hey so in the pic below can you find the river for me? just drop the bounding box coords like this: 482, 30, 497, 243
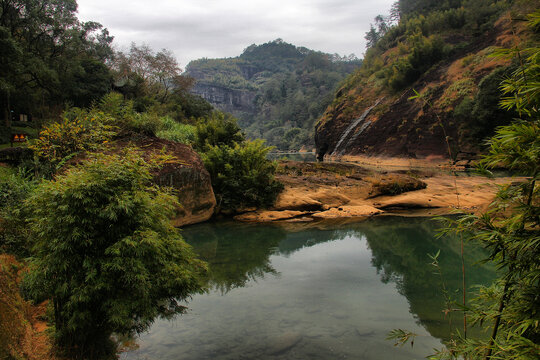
122, 216, 495, 360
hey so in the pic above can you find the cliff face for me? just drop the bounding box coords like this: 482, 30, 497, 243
315, 5, 532, 161
190, 83, 257, 115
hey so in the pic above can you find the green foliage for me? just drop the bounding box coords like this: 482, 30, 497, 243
22, 150, 207, 358
423, 13, 540, 360
0, 0, 114, 118
495, 46, 540, 117
202, 140, 284, 211
156, 117, 197, 144
387, 34, 448, 91
353, 0, 511, 94
387, 329, 418, 347
29, 111, 116, 166
454, 67, 516, 140
0, 168, 35, 255
240, 39, 306, 73
93, 92, 200, 144
194, 111, 245, 151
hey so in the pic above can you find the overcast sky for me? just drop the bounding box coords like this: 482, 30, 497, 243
77, 0, 395, 69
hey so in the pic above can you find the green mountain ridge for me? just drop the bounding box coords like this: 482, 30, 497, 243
185, 39, 362, 150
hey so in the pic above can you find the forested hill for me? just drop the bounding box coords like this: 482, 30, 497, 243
185, 39, 362, 150
315, 0, 538, 161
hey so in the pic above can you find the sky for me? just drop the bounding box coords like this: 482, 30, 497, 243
76, 0, 396, 69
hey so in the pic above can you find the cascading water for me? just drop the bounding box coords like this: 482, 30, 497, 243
330, 98, 382, 157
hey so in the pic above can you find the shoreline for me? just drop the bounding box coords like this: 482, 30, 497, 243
231, 158, 518, 224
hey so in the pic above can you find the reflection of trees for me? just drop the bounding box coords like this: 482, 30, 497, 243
276, 228, 352, 255
182, 222, 352, 294
182, 222, 287, 294
358, 217, 496, 341
182, 217, 496, 342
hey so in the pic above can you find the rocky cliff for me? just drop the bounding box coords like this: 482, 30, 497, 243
315, 2, 534, 161
190, 83, 257, 115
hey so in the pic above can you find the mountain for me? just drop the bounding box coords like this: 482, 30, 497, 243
315, 0, 537, 161
185, 39, 362, 150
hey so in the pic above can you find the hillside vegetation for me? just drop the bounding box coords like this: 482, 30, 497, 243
186, 39, 362, 150
315, 0, 538, 161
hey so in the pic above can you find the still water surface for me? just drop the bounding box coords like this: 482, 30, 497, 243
123, 217, 494, 360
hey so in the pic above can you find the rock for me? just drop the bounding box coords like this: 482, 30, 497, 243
312, 205, 382, 219
273, 191, 324, 211
368, 174, 427, 198
234, 210, 310, 222
268, 332, 302, 356
273, 188, 350, 211
111, 135, 216, 227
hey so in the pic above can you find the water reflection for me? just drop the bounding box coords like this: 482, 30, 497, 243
358, 217, 495, 340
184, 218, 495, 340
126, 217, 495, 360
183, 222, 287, 294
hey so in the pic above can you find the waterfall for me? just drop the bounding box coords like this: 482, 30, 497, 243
330, 98, 382, 157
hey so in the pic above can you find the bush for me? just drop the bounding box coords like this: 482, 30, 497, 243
22, 150, 207, 358
202, 140, 283, 211
0, 168, 35, 255
194, 111, 245, 152
156, 117, 197, 144
29, 112, 116, 166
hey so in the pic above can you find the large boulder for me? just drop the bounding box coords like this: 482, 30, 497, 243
113, 135, 216, 227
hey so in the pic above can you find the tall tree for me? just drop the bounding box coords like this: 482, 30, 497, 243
0, 0, 114, 120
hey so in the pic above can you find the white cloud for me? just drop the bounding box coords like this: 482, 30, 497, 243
76, 0, 395, 68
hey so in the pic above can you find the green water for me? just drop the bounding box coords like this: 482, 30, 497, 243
122, 217, 495, 360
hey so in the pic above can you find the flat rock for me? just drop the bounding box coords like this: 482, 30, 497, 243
273, 188, 351, 211
312, 205, 382, 219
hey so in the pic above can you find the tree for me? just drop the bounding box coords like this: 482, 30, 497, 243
112, 43, 182, 103
22, 150, 207, 358
0, 0, 114, 120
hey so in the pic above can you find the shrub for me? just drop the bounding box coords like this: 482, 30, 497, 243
128, 112, 163, 136
194, 111, 245, 152
156, 117, 197, 144
22, 150, 207, 358
0, 168, 35, 255
29, 112, 116, 166
202, 140, 284, 211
